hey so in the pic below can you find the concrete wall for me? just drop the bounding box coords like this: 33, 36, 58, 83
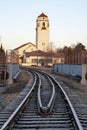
53, 64, 87, 85
7, 63, 19, 84
81, 64, 87, 85
53, 64, 82, 77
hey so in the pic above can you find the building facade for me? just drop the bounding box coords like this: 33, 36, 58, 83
14, 13, 64, 66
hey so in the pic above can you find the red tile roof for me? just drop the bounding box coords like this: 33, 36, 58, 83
38, 13, 48, 18
25, 50, 46, 57
25, 50, 65, 58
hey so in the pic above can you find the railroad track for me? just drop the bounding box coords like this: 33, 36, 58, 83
58, 79, 87, 130
0, 68, 83, 130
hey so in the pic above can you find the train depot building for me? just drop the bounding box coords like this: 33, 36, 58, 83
14, 13, 64, 66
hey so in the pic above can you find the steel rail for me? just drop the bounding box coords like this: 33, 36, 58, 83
32, 69, 83, 130
34, 71, 55, 115
0, 71, 37, 130
45, 71, 83, 130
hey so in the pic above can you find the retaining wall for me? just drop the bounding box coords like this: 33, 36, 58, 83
53, 64, 87, 85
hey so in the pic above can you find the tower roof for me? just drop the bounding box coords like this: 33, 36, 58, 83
38, 13, 48, 18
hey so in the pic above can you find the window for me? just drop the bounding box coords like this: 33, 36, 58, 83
37, 23, 40, 27
41, 22, 46, 30
42, 43, 45, 46
29, 45, 31, 47
42, 22, 45, 27
47, 23, 49, 27
32, 59, 37, 63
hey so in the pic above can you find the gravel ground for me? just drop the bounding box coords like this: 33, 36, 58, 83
0, 71, 30, 111
51, 71, 87, 95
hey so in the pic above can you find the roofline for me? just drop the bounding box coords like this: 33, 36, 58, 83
38, 13, 48, 18
14, 42, 36, 50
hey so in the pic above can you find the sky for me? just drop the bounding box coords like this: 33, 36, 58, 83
0, 0, 87, 50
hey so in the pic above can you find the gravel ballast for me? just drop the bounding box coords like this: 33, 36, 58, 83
0, 71, 30, 111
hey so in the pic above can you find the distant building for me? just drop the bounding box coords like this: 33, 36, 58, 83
22, 50, 65, 66
14, 42, 36, 63
14, 13, 64, 66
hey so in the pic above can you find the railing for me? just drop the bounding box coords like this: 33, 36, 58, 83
0, 62, 6, 86
0, 51, 6, 86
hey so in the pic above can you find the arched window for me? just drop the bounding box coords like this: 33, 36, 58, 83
42, 22, 46, 30
37, 23, 40, 27
42, 22, 45, 27
47, 23, 49, 27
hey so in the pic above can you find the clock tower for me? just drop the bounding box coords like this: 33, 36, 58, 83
36, 13, 49, 52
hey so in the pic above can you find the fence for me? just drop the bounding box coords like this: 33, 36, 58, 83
0, 50, 19, 86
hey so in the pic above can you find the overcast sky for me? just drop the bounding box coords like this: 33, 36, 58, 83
0, 0, 87, 50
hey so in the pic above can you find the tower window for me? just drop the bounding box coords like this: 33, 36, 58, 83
42, 43, 45, 51
42, 22, 46, 30
37, 23, 40, 27
42, 43, 45, 46
47, 23, 49, 27
43, 22, 45, 27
